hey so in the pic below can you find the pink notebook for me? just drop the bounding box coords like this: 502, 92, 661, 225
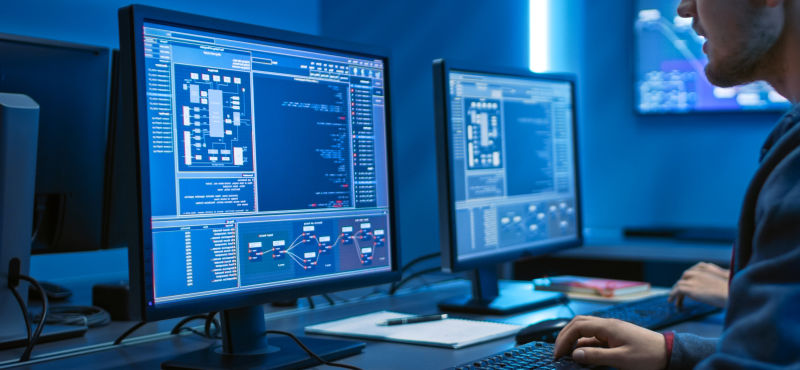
533, 276, 651, 297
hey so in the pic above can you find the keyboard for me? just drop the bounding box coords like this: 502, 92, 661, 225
452, 296, 721, 369
515, 294, 722, 345
444, 341, 603, 370
586, 294, 721, 329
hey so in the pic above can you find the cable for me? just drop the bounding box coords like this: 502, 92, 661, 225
320, 293, 335, 306
16, 274, 48, 362
325, 292, 351, 303
170, 314, 211, 335
171, 314, 222, 339
408, 277, 462, 291
114, 322, 147, 345
327, 286, 386, 303
205, 311, 221, 339
31, 306, 111, 327
263, 330, 363, 370
388, 267, 440, 295
401, 252, 441, 274
116, 313, 222, 345
178, 327, 211, 337
10, 287, 32, 343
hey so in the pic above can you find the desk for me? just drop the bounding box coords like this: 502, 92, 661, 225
0, 280, 724, 370
554, 237, 733, 265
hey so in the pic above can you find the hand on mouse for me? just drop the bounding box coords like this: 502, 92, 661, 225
668, 262, 729, 308
553, 316, 668, 370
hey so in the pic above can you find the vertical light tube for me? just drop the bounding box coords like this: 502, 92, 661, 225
530, 0, 550, 73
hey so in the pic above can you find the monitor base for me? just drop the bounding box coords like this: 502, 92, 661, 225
163, 305, 363, 370
437, 267, 565, 315
438, 289, 565, 315
161, 336, 364, 370
0, 323, 87, 351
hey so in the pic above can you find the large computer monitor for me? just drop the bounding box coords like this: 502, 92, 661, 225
634, 0, 791, 114
116, 5, 399, 369
433, 59, 582, 315
0, 33, 112, 254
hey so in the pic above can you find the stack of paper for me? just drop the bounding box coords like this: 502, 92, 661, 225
305, 311, 522, 349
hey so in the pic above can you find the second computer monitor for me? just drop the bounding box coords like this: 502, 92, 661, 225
0, 33, 111, 254
433, 59, 582, 314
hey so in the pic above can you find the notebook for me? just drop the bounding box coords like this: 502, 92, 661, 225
533, 276, 651, 297
304, 311, 523, 349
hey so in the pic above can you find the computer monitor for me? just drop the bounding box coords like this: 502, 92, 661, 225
433, 59, 582, 315
0, 33, 112, 254
634, 0, 791, 114
116, 5, 399, 368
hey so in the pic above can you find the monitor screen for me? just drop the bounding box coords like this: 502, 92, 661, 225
446, 70, 579, 264
141, 23, 392, 305
635, 0, 791, 113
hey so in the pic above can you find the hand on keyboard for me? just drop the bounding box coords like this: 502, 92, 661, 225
668, 262, 729, 308
553, 316, 668, 370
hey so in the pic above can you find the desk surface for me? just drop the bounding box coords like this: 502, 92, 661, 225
0, 280, 725, 370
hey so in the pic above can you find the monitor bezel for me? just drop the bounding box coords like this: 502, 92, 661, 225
119, 5, 401, 321
432, 59, 583, 273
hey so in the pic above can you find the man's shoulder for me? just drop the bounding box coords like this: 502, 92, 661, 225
760, 105, 800, 162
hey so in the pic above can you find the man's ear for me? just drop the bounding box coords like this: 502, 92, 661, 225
765, 0, 785, 9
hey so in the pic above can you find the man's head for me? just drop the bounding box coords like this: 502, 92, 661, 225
677, 0, 787, 87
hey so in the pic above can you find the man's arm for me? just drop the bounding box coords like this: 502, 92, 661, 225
694, 147, 800, 369
553, 148, 800, 370
668, 333, 717, 370
667, 263, 729, 308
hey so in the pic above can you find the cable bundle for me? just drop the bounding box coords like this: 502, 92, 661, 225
30, 306, 111, 328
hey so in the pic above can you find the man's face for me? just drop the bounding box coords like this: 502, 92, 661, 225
677, 0, 784, 87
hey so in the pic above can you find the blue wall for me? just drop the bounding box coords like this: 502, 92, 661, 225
576, 0, 779, 232
6, 0, 320, 278
8, 0, 783, 270
319, 0, 784, 265
0, 0, 320, 49
319, 1, 531, 264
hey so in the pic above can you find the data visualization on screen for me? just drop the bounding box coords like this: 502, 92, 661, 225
447, 71, 579, 262
141, 22, 391, 305
635, 0, 791, 113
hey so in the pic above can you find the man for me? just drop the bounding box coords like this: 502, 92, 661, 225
553, 0, 800, 369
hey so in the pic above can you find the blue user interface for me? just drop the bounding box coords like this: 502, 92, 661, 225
635, 0, 791, 113
447, 71, 579, 262
141, 23, 391, 305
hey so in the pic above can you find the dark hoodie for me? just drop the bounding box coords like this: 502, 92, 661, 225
668, 105, 800, 370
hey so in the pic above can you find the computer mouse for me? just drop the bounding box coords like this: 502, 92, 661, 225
515, 318, 572, 344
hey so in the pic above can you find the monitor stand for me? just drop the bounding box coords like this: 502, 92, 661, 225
161, 305, 364, 370
437, 267, 566, 315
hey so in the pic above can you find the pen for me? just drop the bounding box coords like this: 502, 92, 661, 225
376, 314, 448, 326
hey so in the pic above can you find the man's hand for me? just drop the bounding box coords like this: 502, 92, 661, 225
553, 316, 668, 370
668, 262, 729, 308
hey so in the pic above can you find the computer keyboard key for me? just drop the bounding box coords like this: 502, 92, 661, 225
445, 342, 603, 370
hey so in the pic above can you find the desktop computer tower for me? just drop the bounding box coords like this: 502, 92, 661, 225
0, 93, 39, 344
